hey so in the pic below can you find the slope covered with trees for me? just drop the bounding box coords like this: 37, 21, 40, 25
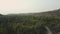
0, 9, 60, 34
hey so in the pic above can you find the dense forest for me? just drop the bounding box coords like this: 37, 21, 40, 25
0, 9, 60, 34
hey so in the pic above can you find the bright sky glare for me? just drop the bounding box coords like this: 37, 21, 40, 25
0, 0, 60, 14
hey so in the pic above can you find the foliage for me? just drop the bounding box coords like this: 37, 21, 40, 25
0, 9, 60, 34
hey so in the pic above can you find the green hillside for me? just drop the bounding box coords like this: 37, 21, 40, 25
0, 9, 60, 34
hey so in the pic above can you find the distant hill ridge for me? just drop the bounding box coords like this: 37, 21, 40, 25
32, 9, 60, 16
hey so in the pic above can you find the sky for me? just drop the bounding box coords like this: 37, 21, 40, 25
0, 0, 60, 14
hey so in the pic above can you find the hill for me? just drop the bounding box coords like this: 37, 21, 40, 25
0, 9, 60, 34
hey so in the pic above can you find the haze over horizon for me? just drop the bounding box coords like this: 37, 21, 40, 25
0, 0, 60, 15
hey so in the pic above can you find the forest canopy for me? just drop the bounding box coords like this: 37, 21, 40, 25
0, 9, 60, 34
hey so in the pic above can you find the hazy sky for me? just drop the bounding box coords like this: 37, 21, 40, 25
0, 0, 60, 14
